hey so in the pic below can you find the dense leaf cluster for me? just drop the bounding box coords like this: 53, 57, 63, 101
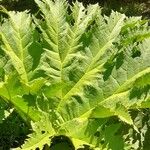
0, 0, 150, 149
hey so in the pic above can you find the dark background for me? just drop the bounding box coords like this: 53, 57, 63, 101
0, 0, 150, 17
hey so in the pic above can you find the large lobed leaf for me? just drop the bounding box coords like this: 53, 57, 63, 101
0, 0, 150, 149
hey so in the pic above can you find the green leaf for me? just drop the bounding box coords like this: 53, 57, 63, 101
30, 0, 150, 149
14, 114, 55, 150
0, 11, 34, 83
1, 0, 150, 149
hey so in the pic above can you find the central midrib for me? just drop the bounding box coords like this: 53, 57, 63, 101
58, 67, 150, 127
57, 13, 125, 111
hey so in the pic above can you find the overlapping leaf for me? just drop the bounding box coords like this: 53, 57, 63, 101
0, 0, 150, 149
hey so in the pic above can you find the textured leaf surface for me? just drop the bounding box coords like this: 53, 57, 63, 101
0, 0, 150, 149
15, 114, 55, 150
0, 12, 33, 83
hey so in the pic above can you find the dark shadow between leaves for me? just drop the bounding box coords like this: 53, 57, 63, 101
28, 41, 43, 71
23, 94, 36, 107
129, 85, 150, 100
50, 135, 75, 150
103, 51, 124, 81
0, 110, 31, 149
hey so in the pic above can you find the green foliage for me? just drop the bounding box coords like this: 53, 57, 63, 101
0, 0, 150, 149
